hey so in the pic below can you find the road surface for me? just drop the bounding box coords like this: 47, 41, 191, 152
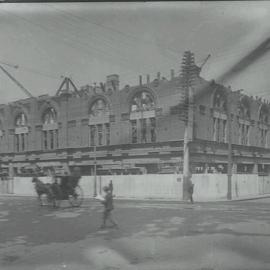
0, 196, 270, 270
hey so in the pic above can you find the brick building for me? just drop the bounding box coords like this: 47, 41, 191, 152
0, 54, 270, 177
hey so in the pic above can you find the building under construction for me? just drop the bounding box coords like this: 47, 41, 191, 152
0, 52, 270, 177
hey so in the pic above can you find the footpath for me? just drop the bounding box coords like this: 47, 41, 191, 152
1, 193, 270, 203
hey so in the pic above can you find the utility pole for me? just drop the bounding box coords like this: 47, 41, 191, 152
89, 124, 97, 197
180, 51, 196, 200
226, 88, 232, 200
197, 54, 211, 74
0, 64, 34, 98
94, 143, 97, 197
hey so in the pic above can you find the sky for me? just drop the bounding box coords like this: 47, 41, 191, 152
1, 2, 270, 103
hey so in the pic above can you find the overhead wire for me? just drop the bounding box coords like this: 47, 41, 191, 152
0, 8, 178, 88
10, 64, 60, 80
0, 12, 126, 92
1, 6, 269, 100
0, 9, 144, 78
46, 3, 179, 61
2, 5, 267, 76
36, 10, 141, 80
1, 6, 242, 80
39, 5, 177, 81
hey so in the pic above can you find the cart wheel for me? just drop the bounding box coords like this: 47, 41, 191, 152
45, 193, 53, 207
68, 185, 83, 207
37, 195, 45, 207
52, 197, 61, 208
46, 193, 61, 208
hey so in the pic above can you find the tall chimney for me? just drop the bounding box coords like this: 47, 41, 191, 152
157, 72, 161, 80
139, 75, 142, 85
146, 74, 150, 84
170, 69, 175, 80
106, 74, 119, 91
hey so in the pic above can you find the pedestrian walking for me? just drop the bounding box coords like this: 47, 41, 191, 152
108, 180, 113, 194
188, 181, 194, 204
99, 186, 118, 229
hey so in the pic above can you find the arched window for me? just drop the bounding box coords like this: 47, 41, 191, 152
43, 107, 57, 124
15, 113, 27, 127
14, 112, 28, 152
212, 89, 227, 143
130, 90, 156, 143
238, 96, 251, 119
0, 121, 3, 141
89, 98, 110, 146
238, 96, 251, 145
0, 121, 4, 153
259, 104, 269, 147
89, 98, 109, 117
130, 91, 155, 112
213, 89, 227, 111
42, 107, 58, 150
259, 104, 269, 124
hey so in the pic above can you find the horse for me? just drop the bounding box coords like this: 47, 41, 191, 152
32, 177, 54, 206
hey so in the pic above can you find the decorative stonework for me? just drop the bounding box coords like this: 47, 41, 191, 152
43, 107, 57, 125
0, 108, 5, 120
212, 88, 227, 111
15, 112, 27, 127
89, 98, 109, 117
10, 103, 30, 124
130, 90, 155, 112
259, 104, 269, 124
38, 99, 60, 122
238, 96, 251, 119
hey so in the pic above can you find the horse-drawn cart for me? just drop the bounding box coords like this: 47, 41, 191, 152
32, 168, 84, 208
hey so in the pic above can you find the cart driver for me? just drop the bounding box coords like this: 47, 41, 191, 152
69, 167, 81, 189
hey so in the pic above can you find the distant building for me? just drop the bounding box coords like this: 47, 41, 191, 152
0, 54, 270, 177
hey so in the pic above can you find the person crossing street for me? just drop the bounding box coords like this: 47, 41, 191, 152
99, 186, 118, 229
188, 181, 194, 204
